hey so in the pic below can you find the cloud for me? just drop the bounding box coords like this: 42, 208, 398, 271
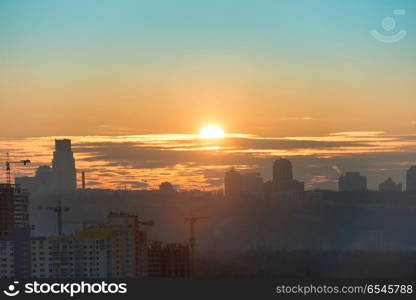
2, 132, 416, 190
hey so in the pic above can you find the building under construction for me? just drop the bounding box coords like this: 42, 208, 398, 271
0, 184, 31, 278
30, 212, 149, 278
148, 241, 190, 278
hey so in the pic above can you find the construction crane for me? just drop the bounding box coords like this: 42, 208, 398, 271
5, 152, 31, 185
39, 200, 70, 236
185, 216, 208, 276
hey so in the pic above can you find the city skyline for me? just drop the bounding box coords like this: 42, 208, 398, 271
1, 131, 416, 191
1, 0, 416, 190
3, 0, 416, 286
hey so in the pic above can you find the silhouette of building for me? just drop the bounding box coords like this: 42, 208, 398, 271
148, 241, 190, 277
52, 139, 77, 193
0, 184, 30, 238
224, 169, 264, 197
272, 158, 304, 192
15, 165, 53, 193
379, 177, 402, 192
406, 166, 416, 193
338, 172, 367, 192
241, 172, 264, 197
159, 182, 175, 194
0, 184, 31, 278
36, 165, 53, 187
15, 176, 38, 193
224, 168, 241, 197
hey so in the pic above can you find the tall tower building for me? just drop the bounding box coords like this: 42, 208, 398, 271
52, 139, 77, 193
406, 166, 416, 193
272, 158, 304, 193
272, 158, 305, 193
273, 158, 293, 188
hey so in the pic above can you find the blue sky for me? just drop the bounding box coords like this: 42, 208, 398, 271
1, 0, 415, 66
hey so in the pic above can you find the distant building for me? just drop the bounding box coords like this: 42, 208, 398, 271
272, 158, 304, 193
15, 165, 53, 193
148, 241, 190, 278
15, 176, 38, 193
52, 139, 77, 193
224, 168, 241, 197
15, 139, 76, 194
0, 184, 30, 238
379, 177, 402, 192
406, 166, 416, 193
35, 165, 53, 187
159, 182, 175, 194
241, 172, 264, 197
263, 180, 273, 198
0, 184, 31, 278
338, 172, 367, 192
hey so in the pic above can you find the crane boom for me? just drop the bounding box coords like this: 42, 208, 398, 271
5, 152, 31, 185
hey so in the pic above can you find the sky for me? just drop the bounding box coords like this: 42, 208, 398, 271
1, 0, 416, 190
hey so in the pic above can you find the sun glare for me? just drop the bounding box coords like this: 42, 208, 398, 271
199, 125, 225, 139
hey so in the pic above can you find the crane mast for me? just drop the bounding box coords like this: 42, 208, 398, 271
47, 200, 70, 236
185, 216, 208, 277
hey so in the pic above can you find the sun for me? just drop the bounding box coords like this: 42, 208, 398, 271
199, 125, 225, 139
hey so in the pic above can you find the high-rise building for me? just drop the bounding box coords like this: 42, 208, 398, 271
52, 139, 77, 193
35, 165, 53, 187
107, 212, 148, 278
14, 176, 38, 193
15, 165, 53, 193
273, 158, 293, 186
224, 168, 241, 197
0, 184, 31, 278
30, 236, 109, 279
241, 172, 264, 197
148, 241, 190, 277
379, 177, 402, 192
30, 212, 148, 279
272, 158, 304, 192
0, 184, 30, 238
406, 166, 416, 193
338, 172, 367, 192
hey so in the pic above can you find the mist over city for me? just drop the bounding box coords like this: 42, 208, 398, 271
1, 0, 416, 292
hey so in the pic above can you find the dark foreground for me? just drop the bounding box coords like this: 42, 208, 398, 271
197, 250, 416, 278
